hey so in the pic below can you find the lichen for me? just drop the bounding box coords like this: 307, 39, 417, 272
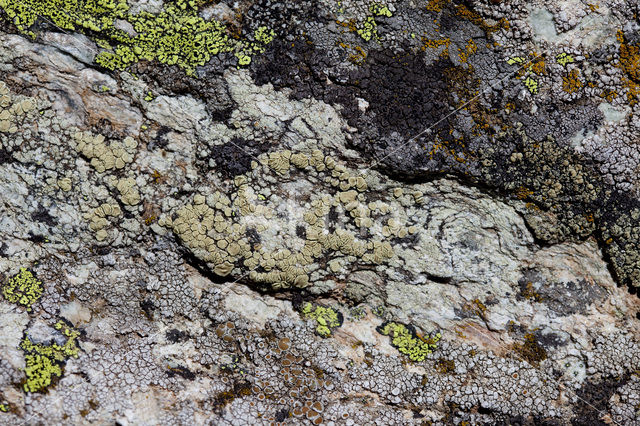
511, 333, 547, 366
21, 321, 80, 393
556, 52, 574, 66
159, 150, 397, 290
523, 76, 539, 94
378, 321, 441, 362
301, 302, 343, 337
616, 30, 640, 105
562, 68, 583, 93
2, 267, 43, 311
339, 2, 393, 42
0, 0, 276, 73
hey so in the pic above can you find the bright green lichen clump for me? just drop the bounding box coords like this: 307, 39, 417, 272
523, 76, 539, 94
0, 0, 275, 73
301, 302, 343, 337
21, 321, 80, 393
556, 52, 575, 67
378, 322, 441, 361
2, 267, 43, 311
355, 2, 393, 42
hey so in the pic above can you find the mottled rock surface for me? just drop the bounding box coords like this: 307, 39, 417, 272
1, 0, 640, 424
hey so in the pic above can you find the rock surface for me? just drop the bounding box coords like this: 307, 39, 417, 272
1, 0, 640, 424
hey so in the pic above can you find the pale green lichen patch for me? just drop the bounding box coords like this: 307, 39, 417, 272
84, 202, 122, 241
0, 80, 36, 133
378, 321, 441, 361
159, 149, 399, 290
72, 131, 137, 173
301, 302, 343, 337
21, 321, 80, 393
2, 267, 43, 311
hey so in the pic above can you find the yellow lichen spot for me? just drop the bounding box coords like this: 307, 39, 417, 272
556, 52, 575, 67
21, 321, 80, 393
523, 76, 539, 94
378, 322, 441, 361
301, 302, 342, 337
2, 268, 43, 311
507, 56, 525, 66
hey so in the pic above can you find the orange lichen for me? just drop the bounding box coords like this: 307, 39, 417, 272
515, 186, 533, 200
512, 333, 547, 366
421, 36, 451, 51
562, 69, 583, 93
617, 30, 640, 105
458, 39, 477, 64
599, 89, 618, 102
521, 282, 543, 302
426, 0, 448, 12
455, 3, 510, 34
530, 55, 546, 75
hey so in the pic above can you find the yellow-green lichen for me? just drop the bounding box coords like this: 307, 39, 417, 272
378, 322, 441, 361
349, 2, 393, 42
556, 52, 575, 66
301, 302, 343, 337
507, 56, 525, 66
506, 56, 542, 94
0, 0, 276, 73
2, 267, 43, 311
0, 403, 7, 412
523, 76, 539, 94
21, 321, 80, 393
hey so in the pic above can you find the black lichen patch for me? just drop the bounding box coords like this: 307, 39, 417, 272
0, 147, 12, 164
245, 227, 261, 246
295, 225, 306, 239
30, 205, 58, 227
252, 38, 472, 174
274, 408, 289, 422
148, 126, 171, 151
350, 50, 462, 146
167, 365, 196, 380
166, 329, 189, 343
27, 233, 46, 244
140, 298, 156, 319
209, 138, 255, 179
572, 375, 629, 425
